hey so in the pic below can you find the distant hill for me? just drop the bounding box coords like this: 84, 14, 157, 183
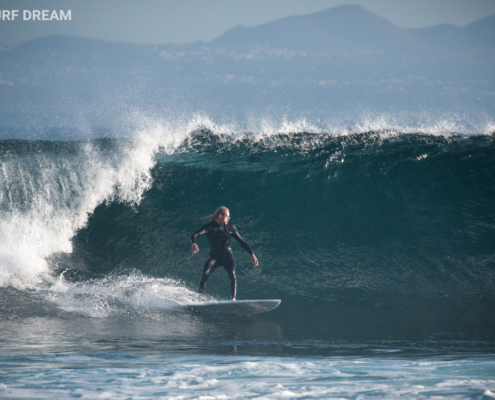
409, 15, 495, 53
464, 15, 495, 47
210, 5, 426, 53
211, 4, 494, 55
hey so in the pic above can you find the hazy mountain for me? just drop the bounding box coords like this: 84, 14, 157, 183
408, 24, 469, 52
464, 15, 495, 47
409, 15, 495, 54
211, 5, 426, 53
211, 4, 494, 54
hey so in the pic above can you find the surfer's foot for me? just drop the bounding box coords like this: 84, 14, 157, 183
232, 298, 236, 301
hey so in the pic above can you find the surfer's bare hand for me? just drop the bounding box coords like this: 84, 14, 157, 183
251, 254, 258, 266
192, 243, 199, 254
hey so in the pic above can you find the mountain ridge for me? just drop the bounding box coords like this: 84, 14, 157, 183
209, 4, 494, 53
8, 5, 495, 55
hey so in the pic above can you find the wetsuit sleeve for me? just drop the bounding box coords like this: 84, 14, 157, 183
229, 223, 254, 255
190, 224, 209, 244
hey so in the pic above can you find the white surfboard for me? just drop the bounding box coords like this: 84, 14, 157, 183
187, 299, 281, 315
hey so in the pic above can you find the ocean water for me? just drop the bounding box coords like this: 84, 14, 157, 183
1, 116, 495, 398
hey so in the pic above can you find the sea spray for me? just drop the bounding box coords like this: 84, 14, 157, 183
48, 271, 213, 317
0, 119, 190, 288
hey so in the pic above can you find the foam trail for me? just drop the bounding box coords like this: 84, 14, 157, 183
47, 272, 213, 317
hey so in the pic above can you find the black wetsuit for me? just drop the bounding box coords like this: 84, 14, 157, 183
190, 221, 253, 299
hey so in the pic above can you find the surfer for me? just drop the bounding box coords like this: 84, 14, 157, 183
191, 206, 258, 301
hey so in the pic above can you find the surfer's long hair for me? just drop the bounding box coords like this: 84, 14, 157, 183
205, 206, 229, 222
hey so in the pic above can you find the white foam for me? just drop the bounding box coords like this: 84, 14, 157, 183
0, 118, 190, 289
240, 112, 495, 139
48, 271, 214, 317
3, 355, 491, 399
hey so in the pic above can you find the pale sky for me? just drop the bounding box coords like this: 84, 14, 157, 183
1, 0, 495, 46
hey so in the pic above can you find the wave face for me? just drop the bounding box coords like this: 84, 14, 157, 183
1, 121, 494, 343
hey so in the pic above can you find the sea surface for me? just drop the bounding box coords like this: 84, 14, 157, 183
1, 117, 494, 398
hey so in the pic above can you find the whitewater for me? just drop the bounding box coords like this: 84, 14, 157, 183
1, 114, 494, 399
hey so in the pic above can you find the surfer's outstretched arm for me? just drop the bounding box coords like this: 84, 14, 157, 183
230, 223, 259, 266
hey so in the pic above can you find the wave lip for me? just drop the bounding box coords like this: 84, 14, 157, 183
0, 118, 188, 288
